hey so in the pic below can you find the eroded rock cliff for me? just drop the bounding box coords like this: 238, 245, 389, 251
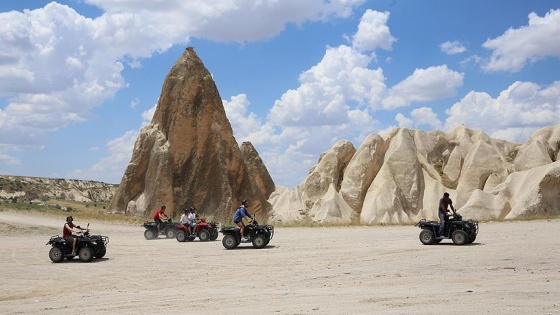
108, 47, 271, 219
269, 124, 560, 224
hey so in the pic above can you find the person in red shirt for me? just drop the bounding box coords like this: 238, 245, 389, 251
153, 205, 169, 233
63, 216, 86, 256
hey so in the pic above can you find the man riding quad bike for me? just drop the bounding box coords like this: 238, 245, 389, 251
220, 218, 274, 249
46, 223, 109, 262
142, 218, 179, 239
415, 208, 478, 245
176, 217, 219, 242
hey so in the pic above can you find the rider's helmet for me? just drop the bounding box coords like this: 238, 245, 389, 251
66, 216, 73, 222
443, 192, 450, 198
189, 207, 195, 212
241, 199, 249, 206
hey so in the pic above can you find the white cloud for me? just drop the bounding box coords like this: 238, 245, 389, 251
482, 9, 560, 72
351, 10, 396, 52
396, 107, 443, 130
440, 40, 466, 55
445, 80, 560, 142
382, 65, 464, 109
0, 1, 365, 150
269, 45, 386, 126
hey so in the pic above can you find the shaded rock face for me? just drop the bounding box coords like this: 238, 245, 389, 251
240, 141, 275, 199
108, 47, 271, 219
269, 124, 560, 224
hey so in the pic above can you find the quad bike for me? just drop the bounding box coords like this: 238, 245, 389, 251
220, 219, 274, 249
142, 219, 179, 239
46, 224, 109, 262
176, 217, 219, 242
415, 208, 478, 245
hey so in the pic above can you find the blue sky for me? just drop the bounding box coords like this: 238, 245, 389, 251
0, 1, 559, 189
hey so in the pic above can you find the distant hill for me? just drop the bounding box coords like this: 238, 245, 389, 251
0, 175, 117, 203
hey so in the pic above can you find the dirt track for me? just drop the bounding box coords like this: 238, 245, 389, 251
0, 210, 559, 314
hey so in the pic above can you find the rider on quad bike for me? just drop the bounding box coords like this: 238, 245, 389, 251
233, 199, 253, 242
153, 205, 169, 233
63, 216, 87, 256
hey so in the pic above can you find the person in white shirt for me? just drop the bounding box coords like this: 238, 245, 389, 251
187, 207, 198, 236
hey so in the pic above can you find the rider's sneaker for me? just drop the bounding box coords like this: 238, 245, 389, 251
241, 237, 249, 242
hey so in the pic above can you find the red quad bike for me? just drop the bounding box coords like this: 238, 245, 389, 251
46, 224, 109, 263
176, 218, 219, 242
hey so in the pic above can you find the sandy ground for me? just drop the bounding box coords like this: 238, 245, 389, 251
0, 210, 559, 315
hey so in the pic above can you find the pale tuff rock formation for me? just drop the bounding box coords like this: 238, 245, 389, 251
269, 140, 356, 222
269, 124, 560, 224
0, 175, 117, 203
461, 160, 560, 220
108, 47, 271, 219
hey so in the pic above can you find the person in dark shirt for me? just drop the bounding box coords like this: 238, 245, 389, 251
438, 192, 455, 239
233, 200, 253, 242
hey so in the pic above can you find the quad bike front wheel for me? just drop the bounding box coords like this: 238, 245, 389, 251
252, 234, 267, 249
199, 230, 210, 242
222, 234, 238, 249
166, 229, 176, 239
210, 228, 219, 241
49, 247, 64, 263
144, 229, 157, 240
451, 230, 468, 245
419, 229, 435, 245
94, 246, 107, 258
78, 247, 94, 262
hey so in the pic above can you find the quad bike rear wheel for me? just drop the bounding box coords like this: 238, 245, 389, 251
78, 247, 94, 262
222, 234, 238, 249
176, 230, 187, 242
451, 230, 468, 245
419, 229, 435, 245
252, 234, 267, 249
49, 247, 64, 263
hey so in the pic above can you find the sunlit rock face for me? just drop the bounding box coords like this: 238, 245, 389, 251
108, 47, 271, 219
269, 125, 560, 224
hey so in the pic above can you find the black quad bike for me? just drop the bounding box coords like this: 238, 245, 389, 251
46, 224, 109, 262
220, 219, 274, 249
143, 219, 179, 239
176, 217, 219, 242
415, 209, 478, 245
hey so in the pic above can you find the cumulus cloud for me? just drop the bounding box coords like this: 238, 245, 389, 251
445, 80, 560, 142
382, 65, 464, 109
440, 40, 466, 55
0, 1, 365, 147
482, 9, 560, 72
269, 45, 386, 127
396, 107, 443, 130
351, 10, 396, 52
